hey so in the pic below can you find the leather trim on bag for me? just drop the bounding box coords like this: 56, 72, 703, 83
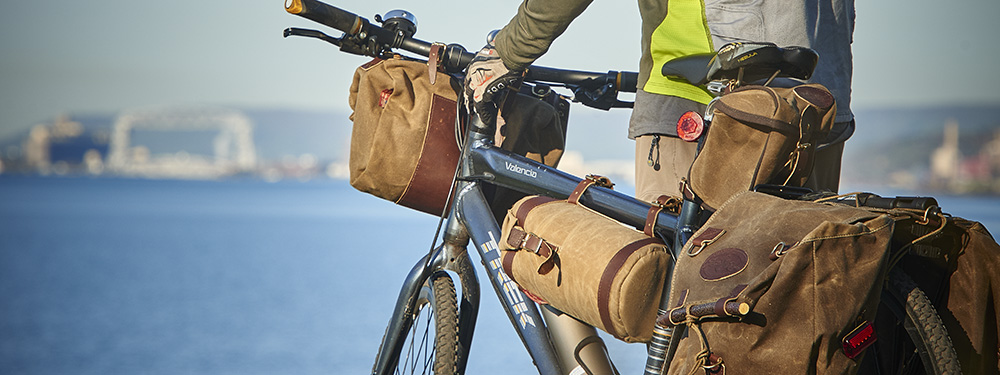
597, 237, 664, 339
396, 94, 461, 216
361, 57, 383, 70
514, 196, 558, 225
714, 87, 796, 134
501, 250, 518, 283
688, 228, 726, 256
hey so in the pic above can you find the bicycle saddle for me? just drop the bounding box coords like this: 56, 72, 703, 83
662, 42, 818, 86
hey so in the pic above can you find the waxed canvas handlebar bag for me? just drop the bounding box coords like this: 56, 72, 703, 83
499, 189, 671, 343
663, 191, 894, 374
348, 56, 567, 216
689, 84, 836, 210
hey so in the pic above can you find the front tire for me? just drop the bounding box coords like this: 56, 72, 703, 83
395, 271, 459, 375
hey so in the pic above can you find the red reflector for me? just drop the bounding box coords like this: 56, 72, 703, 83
378, 89, 394, 107
842, 321, 877, 359
676, 111, 704, 142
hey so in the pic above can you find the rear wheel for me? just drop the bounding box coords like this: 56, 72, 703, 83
861, 268, 960, 375
394, 272, 460, 375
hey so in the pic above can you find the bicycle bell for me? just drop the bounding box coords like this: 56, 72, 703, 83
378, 9, 417, 38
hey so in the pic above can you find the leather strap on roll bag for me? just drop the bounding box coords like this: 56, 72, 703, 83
597, 237, 664, 339
502, 196, 559, 279
568, 175, 614, 205
644, 195, 681, 237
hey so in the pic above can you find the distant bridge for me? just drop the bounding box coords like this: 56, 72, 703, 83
107, 107, 257, 178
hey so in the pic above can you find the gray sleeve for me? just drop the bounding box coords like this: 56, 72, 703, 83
493, 0, 594, 71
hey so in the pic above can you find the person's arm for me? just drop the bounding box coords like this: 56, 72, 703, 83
493, 0, 594, 71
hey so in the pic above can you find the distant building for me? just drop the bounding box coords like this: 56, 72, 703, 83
930, 120, 961, 189
21, 114, 110, 175
106, 107, 258, 179
928, 119, 1000, 194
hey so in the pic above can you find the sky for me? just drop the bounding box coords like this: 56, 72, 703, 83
1, 0, 999, 141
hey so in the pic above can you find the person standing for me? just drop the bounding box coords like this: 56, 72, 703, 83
465, 0, 856, 202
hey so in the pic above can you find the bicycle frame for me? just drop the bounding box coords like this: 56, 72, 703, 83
372, 112, 689, 375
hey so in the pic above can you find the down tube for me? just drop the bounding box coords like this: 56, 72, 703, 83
455, 182, 562, 375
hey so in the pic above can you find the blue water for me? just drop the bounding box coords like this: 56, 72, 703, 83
1, 176, 998, 375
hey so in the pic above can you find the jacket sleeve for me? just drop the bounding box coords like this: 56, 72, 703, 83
493, 0, 595, 71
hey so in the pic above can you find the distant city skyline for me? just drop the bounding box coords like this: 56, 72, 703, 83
2, 0, 999, 142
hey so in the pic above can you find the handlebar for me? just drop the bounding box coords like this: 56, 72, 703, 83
284, 0, 637, 108
285, 0, 364, 35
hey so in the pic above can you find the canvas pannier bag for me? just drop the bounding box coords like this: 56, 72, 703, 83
689, 84, 837, 210
348, 56, 567, 216
942, 218, 1000, 375
888, 212, 1000, 375
663, 191, 895, 374
499, 180, 671, 343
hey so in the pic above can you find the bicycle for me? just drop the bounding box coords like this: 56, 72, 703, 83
281, 1, 961, 374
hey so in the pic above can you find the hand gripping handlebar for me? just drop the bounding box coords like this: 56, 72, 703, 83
284, 0, 638, 108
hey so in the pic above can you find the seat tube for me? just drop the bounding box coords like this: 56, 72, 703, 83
541, 308, 616, 375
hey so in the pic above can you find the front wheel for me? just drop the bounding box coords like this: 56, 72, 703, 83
393, 271, 460, 375
860, 268, 961, 375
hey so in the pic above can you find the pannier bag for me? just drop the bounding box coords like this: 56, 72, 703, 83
856, 198, 1000, 374
499, 182, 671, 343
664, 191, 895, 375
689, 84, 836, 210
348, 56, 567, 216
891, 213, 1000, 375
943, 218, 1000, 375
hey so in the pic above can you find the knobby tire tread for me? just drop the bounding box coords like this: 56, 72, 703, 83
881, 268, 961, 375
429, 273, 460, 375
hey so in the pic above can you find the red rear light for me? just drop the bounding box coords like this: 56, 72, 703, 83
842, 321, 877, 359
676, 111, 704, 142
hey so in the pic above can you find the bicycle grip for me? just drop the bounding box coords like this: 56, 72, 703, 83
285, 0, 363, 34
618, 71, 638, 93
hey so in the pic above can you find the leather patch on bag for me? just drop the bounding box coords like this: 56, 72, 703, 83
700, 248, 749, 281
793, 85, 835, 109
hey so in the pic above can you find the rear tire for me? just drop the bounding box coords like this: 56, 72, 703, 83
861, 268, 960, 375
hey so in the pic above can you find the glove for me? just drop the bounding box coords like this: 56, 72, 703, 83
463, 43, 523, 126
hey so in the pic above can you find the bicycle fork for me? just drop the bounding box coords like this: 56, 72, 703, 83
370, 217, 480, 375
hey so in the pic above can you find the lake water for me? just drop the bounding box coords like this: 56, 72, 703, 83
1, 176, 998, 374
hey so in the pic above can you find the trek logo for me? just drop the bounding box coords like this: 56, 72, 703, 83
481, 232, 536, 328
505, 162, 537, 178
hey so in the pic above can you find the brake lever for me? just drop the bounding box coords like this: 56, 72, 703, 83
283, 27, 342, 46
283, 27, 372, 56
572, 82, 633, 110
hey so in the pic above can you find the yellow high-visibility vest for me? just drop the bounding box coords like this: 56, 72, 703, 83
644, 0, 715, 104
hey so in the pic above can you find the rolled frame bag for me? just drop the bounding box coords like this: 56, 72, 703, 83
664, 191, 894, 374
689, 84, 836, 210
499, 194, 671, 342
348, 56, 568, 216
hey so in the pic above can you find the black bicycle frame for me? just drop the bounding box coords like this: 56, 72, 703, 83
371, 113, 686, 375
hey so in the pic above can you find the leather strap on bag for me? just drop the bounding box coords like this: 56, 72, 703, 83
428, 43, 445, 85
644, 195, 681, 237
568, 175, 614, 205
781, 105, 820, 185
597, 237, 664, 339
503, 196, 560, 280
